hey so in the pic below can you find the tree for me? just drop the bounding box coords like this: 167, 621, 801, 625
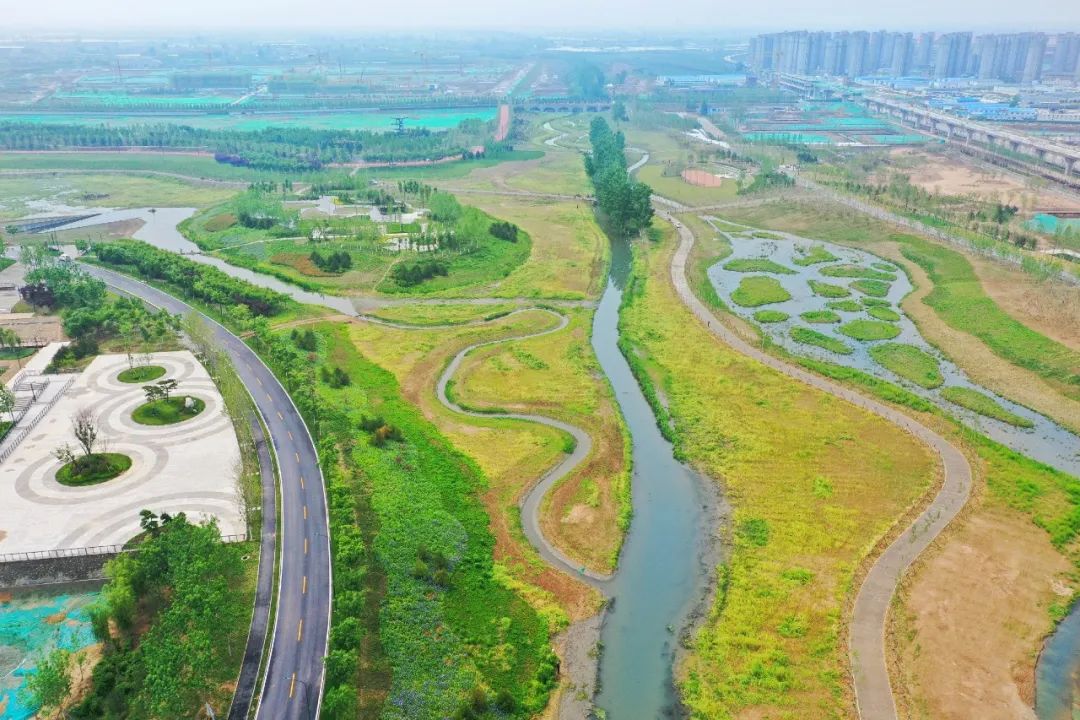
0, 385, 15, 424
157, 378, 179, 402
143, 384, 165, 404
23, 648, 71, 714
71, 407, 99, 457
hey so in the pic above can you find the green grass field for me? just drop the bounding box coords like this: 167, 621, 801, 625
754, 310, 789, 323
800, 310, 841, 324
132, 396, 205, 425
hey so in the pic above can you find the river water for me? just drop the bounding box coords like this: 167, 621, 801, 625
40, 206, 1078, 718
591, 237, 716, 719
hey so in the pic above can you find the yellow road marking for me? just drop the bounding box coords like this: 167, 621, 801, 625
288, 431, 293, 441
302, 575, 307, 594
300, 476, 305, 489
277, 411, 283, 420
297, 619, 303, 642
294, 452, 300, 463
303, 506, 308, 520
266, 393, 273, 403
256, 376, 262, 386
304, 538, 308, 555
289, 672, 296, 699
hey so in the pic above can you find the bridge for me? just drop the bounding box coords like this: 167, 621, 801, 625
863, 95, 1080, 180
511, 97, 612, 114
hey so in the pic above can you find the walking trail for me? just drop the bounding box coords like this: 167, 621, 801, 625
662, 210, 973, 720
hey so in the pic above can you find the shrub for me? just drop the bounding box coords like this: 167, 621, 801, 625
489, 221, 519, 242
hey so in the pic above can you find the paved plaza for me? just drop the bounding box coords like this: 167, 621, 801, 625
0, 351, 245, 555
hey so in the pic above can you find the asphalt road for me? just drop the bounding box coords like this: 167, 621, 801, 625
662, 212, 973, 720
82, 264, 331, 720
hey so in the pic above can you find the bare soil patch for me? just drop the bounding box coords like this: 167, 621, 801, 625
681, 168, 726, 187
886, 148, 1080, 212
892, 505, 1072, 720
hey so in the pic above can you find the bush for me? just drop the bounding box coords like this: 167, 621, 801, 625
489, 221, 519, 242
310, 249, 353, 273
391, 258, 449, 287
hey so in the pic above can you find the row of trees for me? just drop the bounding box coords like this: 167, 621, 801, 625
92, 240, 291, 316
0, 121, 482, 172
585, 117, 654, 237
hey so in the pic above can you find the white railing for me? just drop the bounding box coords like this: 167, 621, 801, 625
0, 375, 76, 463
0, 533, 248, 564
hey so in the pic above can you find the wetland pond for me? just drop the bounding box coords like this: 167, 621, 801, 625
704, 224, 1080, 719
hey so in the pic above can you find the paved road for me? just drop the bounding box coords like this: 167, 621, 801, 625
661, 211, 973, 720
81, 264, 331, 720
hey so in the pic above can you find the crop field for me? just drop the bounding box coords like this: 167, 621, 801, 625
620, 220, 935, 717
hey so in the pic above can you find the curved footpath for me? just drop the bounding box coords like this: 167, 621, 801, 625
661, 211, 973, 720
360, 309, 611, 585
80, 264, 331, 720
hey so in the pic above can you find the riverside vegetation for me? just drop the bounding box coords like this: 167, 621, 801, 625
619, 219, 936, 716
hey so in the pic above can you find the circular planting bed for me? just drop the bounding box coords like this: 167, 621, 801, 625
132, 396, 206, 426
117, 365, 167, 383
56, 453, 132, 487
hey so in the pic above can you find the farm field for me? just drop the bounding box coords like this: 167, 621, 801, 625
619, 218, 936, 717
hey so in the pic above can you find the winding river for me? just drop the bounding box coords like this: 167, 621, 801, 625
37, 200, 1076, 717
52, 208, 717, 718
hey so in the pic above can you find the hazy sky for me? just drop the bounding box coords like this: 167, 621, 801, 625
0, 0, 1076, 33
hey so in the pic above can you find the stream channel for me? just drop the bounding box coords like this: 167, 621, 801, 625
26, 205, 1076, 717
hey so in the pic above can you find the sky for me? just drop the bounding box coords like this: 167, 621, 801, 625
0, 0, 1076, 32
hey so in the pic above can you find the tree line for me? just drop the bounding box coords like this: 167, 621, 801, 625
584, 117, 654, 238
91, 240, 291, 316
0, 121, 485, 173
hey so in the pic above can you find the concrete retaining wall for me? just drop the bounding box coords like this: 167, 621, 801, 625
0, 553, 115, 589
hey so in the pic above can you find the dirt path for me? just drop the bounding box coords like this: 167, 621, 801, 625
662, 209, 973, 720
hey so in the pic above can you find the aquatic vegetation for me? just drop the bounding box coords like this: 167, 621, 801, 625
731, 276, 792, 307
838, 319, 901, 341
820, 264, 896, 281
723, 258, 796, 274
942, 387, 1035, 428
867, 306, 901, 322
791, 326, 853, 354
792, 245, 839, 266
851, 279, 892, 297
808, 280, 850, 298
800, 310, 841, 324
754, 310, 790, 323
826, 300, 862, 312
869, 343, 944, 389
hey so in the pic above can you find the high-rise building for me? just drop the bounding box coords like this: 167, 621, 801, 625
932, 32, 972, 78
1022, 33, 1047, 83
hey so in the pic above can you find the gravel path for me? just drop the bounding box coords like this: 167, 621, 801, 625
662, 210, 973, 720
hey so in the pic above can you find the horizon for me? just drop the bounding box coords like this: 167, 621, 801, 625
0, 0, 1076, 35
